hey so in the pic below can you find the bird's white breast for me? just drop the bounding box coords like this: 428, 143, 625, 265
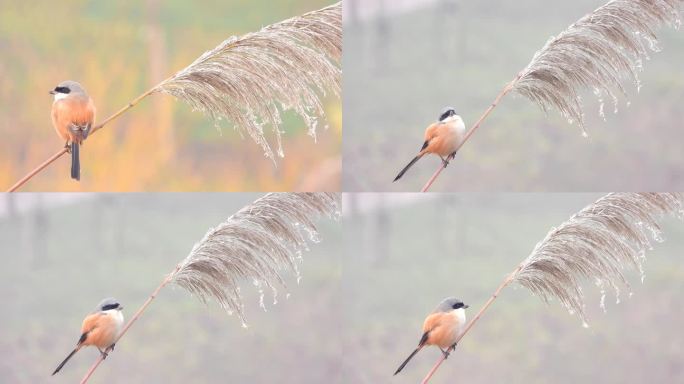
104, 309, 125, 336
454, 116, 466, 135
441, 115, 466, 135
445, 115, 466, 134
438, 116, 466, 151
451, 308, 467, 335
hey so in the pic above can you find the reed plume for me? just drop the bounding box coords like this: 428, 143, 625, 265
422, 0, 683, 191
80, 192, 340, 383
513, 0, 683, 133
422, 192, 683, 383
514, 192, 683, 323
154, 2, 342, 161
8, 3, 342, 191
171, 192, 341, 324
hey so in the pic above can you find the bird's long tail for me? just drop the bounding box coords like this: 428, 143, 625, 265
52, 347, 80, 375
71, 142, 80, 181
394, 347, 422, 375
393, 154, 424, 182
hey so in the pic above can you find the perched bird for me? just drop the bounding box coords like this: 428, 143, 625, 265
50, 80, 96, 181
394, 297, 469, 375
393, 107, 466, 182
52, 298, 124, 376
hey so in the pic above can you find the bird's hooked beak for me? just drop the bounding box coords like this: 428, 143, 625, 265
49, 90, 55, 95
118, 306, 124, 310
464, 304, 469, 309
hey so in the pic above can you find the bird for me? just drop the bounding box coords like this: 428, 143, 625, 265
394, 297, 469, 375
50, 80, 96, 181
393, 107, 466, 182
52, 298, 124, 376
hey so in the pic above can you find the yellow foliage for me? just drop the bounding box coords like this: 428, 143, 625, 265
0, 0, 340, 191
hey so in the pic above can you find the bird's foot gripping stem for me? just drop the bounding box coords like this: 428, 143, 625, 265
99, 344, 115, 359
440, 348, 450, 359
64, 141, 71, 153
440, 343, 457, 359
441, 152, 457, 168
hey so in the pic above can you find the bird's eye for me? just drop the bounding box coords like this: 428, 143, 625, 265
54, 86, 71, 94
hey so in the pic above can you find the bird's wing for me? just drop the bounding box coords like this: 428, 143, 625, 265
81, 312, 116, 348
69, 122, 88, 131
68, 122, 91, 142
418, 330, 429, 347
52, 97, 95, 142
420, 140, 429, 151
423, 312, 461, 348
77, 331, 88, 345
77, 312, 103, 346
423, 123, 440, 142
63, 96, 95, 126
65, 97, 95, 141
86, 97, 96, 123
416, 122, 443, 154
80, 313, 102, 334
422, 312, 446, 333
83, 98, 95, 139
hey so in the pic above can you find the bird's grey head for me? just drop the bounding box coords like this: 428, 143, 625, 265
97, 298, 123, 312
434, 297, 469, 313
438, 107, 457, 122
50, 80, 87, 99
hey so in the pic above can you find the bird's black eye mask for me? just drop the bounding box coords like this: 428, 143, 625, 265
102, 303, 119, 311
54, 86, 71, 94
439, 110, 455, 121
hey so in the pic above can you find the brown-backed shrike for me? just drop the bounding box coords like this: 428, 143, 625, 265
393, 107, 466, 182
50, 80, 96, 181
394, 297, 468, 375
52, 298, 124, 376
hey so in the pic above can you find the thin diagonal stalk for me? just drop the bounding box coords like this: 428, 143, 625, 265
421, 192, 683, 382
421, 0, 682, 192
7, 148, 68, 192
6, 86, 159, 192
79, 264, 180, 384
78, 192, 337, 382
421, 74, 520, 192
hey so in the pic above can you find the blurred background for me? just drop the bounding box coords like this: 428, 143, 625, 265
0, 0, 340, 191
0, 193, 341, 383
343, 0, 684, 191
2, 193, 682, 383
339, 193, 684, 383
